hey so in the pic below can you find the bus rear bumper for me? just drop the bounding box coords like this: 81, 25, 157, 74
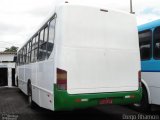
54, 85, 142, 111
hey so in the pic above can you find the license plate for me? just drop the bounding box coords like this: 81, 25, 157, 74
99, 99, 113, 104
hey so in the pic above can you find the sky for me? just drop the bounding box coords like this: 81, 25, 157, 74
0, 0, 160, 51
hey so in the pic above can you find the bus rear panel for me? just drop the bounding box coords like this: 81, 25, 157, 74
54, 4, 142, 110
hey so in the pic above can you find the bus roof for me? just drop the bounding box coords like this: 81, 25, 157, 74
138, 19, 160, 32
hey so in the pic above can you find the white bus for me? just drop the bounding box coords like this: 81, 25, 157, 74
16, 2, 142, 111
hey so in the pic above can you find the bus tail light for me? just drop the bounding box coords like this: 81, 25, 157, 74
138, 71, 141, 87
57, 68, 67, 90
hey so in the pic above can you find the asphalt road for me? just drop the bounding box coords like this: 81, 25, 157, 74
0, 87, 160, 120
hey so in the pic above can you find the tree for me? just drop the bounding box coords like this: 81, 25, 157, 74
4, 46, 18, 52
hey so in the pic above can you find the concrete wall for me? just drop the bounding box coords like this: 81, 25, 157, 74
0, 54, 15, 62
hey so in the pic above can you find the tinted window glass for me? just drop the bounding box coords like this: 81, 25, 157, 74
154, 27, 160, 59
47, 18, 55, 58
34, 35, 38, 61
38, 26, 48, 60
26, 43, 29, 63
31, 37, 35, 62
139, 30, 152, 60
28, 41, 32, 63
19, 50, 22, 65
23, 46, 27, 64
31, 35, 38, 62
44, 27, 48, 42
40, 30, 44, 45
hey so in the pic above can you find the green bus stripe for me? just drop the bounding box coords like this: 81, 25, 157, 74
54, 84, 142, 111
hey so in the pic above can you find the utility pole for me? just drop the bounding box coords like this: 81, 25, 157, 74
130, 0, 135, 14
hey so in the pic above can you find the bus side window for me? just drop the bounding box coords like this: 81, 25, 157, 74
26, 43, 29, 63
23, 47, 26, 64
17, 53, 19, 66
20, 50, 22, 65
47, 18, 55, 58
139, 30, 152, 60
28, 41, 32, 63
35, 35, 38, 61
31, 35, 38, 62
38, 27, 48, 61
19, 51, 21, 65
31, 37, 35, 62
24, 46, 27, 64
154, 27, 160, 59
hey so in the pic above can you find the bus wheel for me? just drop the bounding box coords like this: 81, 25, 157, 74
133, 86, 151, 112
28, 82, 34, 107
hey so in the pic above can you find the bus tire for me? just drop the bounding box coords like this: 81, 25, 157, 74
27, 81, 34, 108
133, 85, 151, 112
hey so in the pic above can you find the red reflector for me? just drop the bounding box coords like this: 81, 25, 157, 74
75, 99, 81, 103
99, 99, 112, 105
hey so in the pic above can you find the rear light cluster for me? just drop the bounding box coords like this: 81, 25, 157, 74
57, 68, 67, 90
138, 71, 141, 87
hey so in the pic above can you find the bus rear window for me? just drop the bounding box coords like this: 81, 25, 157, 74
139, 30, 152, 60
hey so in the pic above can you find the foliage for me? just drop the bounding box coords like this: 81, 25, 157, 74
4, 46, 18, 52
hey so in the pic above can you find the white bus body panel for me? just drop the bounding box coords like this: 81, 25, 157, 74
17, 4, 140, 110
18, 60, 55, 110
142, 72, 160, 105
56, 5, 140, 94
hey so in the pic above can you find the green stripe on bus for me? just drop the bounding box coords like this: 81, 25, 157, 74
54, 84, 142, 111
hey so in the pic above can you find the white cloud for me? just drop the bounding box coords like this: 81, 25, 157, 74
0, 0, 56, 51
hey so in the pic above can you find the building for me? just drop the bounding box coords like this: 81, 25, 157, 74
0, 52, 16, 87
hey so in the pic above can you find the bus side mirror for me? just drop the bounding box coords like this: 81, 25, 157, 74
13, 56, 17, 62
